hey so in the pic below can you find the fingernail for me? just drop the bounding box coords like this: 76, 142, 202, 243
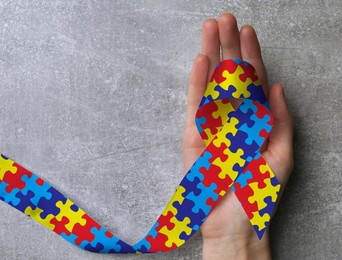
196, 53, 204, 60
221, 11, 232, 15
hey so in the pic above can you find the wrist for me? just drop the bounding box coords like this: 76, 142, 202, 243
202, 230, 271, 260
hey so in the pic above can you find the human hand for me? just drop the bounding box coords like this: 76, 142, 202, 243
182, 13, 294, 259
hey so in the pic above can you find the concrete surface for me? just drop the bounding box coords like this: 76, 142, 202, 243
0, 0, 341, 259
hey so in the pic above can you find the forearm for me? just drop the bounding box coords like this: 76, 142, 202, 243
202, 230, 272, 260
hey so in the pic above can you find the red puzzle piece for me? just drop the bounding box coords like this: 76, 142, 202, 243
210, 60, 239, 84
72, 214, 101, 245
3, 163, 32, 193
233, 182, 258, 219
51, 216, 71, 236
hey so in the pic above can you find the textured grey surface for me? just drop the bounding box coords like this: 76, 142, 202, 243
0, 0, 341, 259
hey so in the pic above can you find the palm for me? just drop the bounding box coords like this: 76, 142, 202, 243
183, 14, 293, 243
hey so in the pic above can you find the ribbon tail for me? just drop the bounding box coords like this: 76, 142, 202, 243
0, 154, 138, 253
232, 155, 281, 239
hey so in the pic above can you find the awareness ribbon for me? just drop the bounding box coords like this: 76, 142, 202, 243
0, 59, 280, 253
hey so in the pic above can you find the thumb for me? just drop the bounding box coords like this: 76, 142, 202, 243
263, 83, 294, 184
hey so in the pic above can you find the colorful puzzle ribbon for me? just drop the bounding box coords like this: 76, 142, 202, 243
0, 59, 280, 253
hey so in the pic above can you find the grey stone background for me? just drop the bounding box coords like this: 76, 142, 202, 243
0, 0, 341, 259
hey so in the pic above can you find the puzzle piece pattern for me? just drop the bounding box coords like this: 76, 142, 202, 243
0, 59, 280, 253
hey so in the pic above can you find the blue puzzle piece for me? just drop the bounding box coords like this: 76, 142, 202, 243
12, 190, 36, 212
61, 232, 78, 247
0, 181, 20, 206
116, 240, 136, 254
260, 196, 276, 217
21, 174, 52, 205
180, 176, 202, 198
1, 154, 9, 160
89, 227, 129, 253
253, 224, 268, 240
195, 116, 206, 134
233, 58, 249, 66
84, 242, 104, 253
247, 83, 267, 104
186, 182, 219, 215
173, 198, 206, 229
147, 222, 159, 239
227, 100, 256, 130
270, 176, 280, 187
186, 151, 212, 182
133, 237, 151, 253
234, 170, 253, 188
199, 95, 214, 108
179, 228, 197, 241
172, 198, 195, 222
70, 203, 78, 212
38, 186, 67, 219
232, 158, 248, 179
239, 113, 272, 147
226, 131, 260, 160
239, 99, 258, 114
214, 84, 237, 100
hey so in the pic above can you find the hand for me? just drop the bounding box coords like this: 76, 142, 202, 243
183, 13, 294, 259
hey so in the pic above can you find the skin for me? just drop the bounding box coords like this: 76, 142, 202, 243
182, 13, 294, 260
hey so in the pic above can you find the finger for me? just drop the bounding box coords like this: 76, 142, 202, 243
264, 83, 294, 184
186, 54, 210, 126
201, 19, 220, 81
240, 25, 269, 98
218, 13, 241, 60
